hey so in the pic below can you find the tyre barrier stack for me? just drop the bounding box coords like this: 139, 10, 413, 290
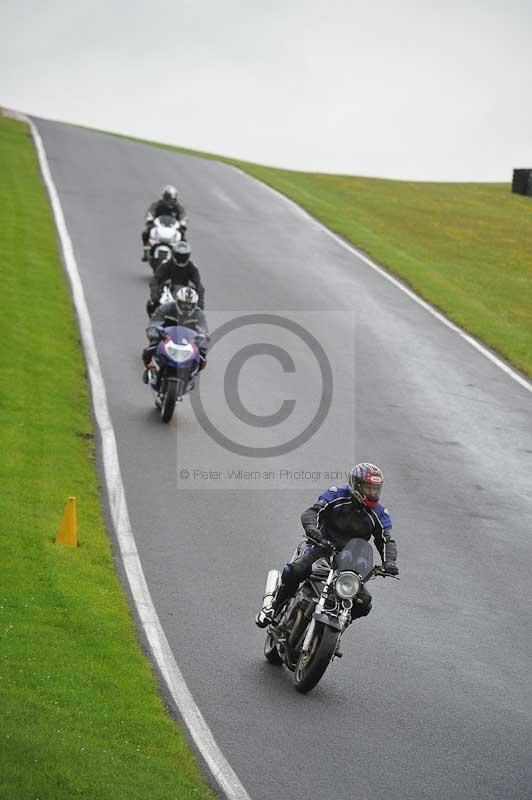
511, 168, 532, 197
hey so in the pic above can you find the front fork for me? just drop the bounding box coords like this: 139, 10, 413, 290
300, 575, 353, 656
300, 571, 335, 654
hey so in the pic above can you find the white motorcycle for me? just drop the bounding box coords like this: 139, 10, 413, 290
146, 214, 184, 272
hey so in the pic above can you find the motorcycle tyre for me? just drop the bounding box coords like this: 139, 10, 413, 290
293, 622, 339, 694
161, 381, 177, 423
264, 631, 283, 665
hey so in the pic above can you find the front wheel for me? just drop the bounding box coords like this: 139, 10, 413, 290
161, 381, 177, 423
293, 622, 339, 693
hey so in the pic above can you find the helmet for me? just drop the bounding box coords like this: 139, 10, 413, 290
348, 463, 384, 509
162, 184, 178, 202
175, 286, 198, 315
173, 240, 191, 265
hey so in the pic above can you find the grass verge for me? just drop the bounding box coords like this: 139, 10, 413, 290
0, 113, 215, 799
106, 130, 532, 378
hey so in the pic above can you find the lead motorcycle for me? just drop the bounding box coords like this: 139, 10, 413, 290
146, 324, 206, 423
258, 537, 398, 693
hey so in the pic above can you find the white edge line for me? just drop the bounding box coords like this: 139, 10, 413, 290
228, 164, 532, 395
18, 112, 251, 800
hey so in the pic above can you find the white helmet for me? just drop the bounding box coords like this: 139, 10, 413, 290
175, 286, 198, 315
162, 184, 178, 202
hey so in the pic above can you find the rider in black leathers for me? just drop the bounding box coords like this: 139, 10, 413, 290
147, 241, 205, 316
141, 184, 187, 260
255, 463, 399, 627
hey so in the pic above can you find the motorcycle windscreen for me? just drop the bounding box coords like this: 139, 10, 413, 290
171, 325, 199, 343
334, 538, 374, 579
157, 215, 176, 226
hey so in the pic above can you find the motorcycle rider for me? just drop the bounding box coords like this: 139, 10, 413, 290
141, 184, 188, 261
147, 240, 205, 316
142, 286, 209, 383
255, 463, 398, 627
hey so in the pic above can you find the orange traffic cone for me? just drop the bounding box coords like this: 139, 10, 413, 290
56, 497, 77, 547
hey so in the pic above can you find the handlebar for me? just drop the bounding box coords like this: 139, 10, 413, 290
305, 537, 399, 580
305, 535, 334, 552
368, 565, 400, 581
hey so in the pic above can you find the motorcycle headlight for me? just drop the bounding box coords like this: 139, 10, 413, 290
164, 340, 193, 363
335, 572, 361, 599
175, 348, 192, 363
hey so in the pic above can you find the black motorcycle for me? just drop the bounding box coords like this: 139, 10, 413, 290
258, 538, 398, 693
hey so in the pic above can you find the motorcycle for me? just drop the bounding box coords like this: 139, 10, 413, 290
146, 325, 206, 423
258, 537, 398, 693
147, 214, 184, 272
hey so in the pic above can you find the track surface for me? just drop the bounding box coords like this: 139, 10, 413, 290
36, 118, 532, 800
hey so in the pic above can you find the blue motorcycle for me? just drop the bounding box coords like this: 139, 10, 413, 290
147, 325, 206, 423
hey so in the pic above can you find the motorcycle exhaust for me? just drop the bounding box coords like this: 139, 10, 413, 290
256, 569, 281, 627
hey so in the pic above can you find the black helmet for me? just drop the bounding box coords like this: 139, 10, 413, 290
173, 241, 191, 266
348, 463, 384, 509
175, 286, 198, 315
162, 184, 178, 202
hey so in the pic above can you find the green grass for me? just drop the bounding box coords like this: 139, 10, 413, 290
0, 114, 216, 799
104, 129, 532, 378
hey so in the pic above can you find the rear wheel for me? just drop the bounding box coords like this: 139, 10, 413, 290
293, 622, 339, 693
264, 631, 282, 665
161, 381, 177, 423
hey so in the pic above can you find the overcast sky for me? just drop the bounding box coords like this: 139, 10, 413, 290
1, 0, 531, 180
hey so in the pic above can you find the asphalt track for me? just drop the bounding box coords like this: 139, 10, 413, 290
35, 117, 532, 800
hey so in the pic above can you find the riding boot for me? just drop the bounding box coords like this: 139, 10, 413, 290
255, 581, 294, 628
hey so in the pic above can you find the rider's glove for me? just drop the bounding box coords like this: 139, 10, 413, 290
305, 526, 332, 553
155, 326, 169, 339
146, 299, 158, 317
383, 561, 399, 576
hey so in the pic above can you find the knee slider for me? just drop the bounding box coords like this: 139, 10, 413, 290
351, 594, 373, 619
351, 600, 372, 619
